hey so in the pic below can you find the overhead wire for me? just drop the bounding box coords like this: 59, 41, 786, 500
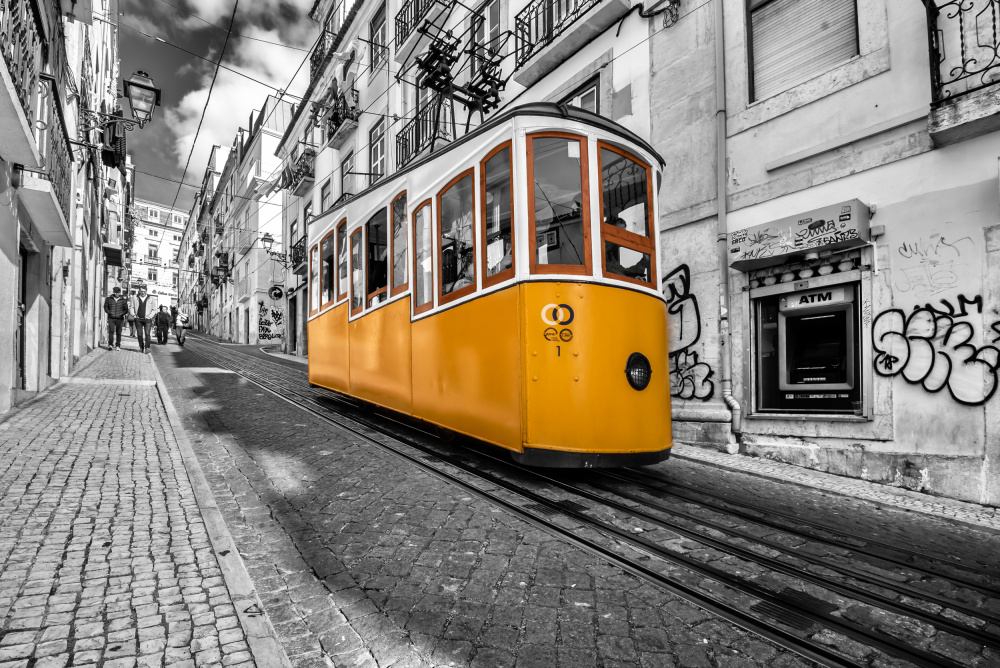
168, 0, 240, 213
148, 0, 311, 51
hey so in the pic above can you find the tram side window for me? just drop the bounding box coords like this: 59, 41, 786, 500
439, 171, 475, 301
530, 135, 588, 271
482, 144, 514, 284
350, 229, 364, 315
336, 220, 348, 300
321, 232, 335, 306
391, 193, 407, 294
367, 209, 388, 307
309, 245, 320, 313
599, 144, 655, 287
413, 201, 433, 313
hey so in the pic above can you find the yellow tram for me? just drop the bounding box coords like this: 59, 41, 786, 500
307, 104, 672, 466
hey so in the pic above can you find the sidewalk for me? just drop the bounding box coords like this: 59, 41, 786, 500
0, 338, 262, 668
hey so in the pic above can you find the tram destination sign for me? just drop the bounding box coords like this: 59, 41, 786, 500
728, 199, 871, 271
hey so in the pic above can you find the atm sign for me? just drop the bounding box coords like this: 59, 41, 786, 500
779, 286, 852, 311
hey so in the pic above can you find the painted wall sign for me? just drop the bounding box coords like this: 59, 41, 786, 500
729, 199, 871, 271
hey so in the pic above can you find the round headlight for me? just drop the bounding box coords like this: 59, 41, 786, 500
625, 352, 652, 391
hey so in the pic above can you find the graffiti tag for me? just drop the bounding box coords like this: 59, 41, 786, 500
872, 306, 1000, 406
662, 265, 714, 401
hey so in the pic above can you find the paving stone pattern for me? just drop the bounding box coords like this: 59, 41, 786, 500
159, 343, 815, 668
0, 342, 256, 668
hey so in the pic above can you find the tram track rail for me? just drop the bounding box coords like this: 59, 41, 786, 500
178, 337, 996, 668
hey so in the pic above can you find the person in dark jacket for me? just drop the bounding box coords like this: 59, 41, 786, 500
153, 306, 173, 345
129, 287, 157, 353
103, 287, 129, 350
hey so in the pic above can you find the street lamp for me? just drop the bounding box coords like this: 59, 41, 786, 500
260, 233, 291, 268
79, 70, 162, 134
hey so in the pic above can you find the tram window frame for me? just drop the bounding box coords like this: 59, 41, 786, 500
412, 199, 434, 316
320, 229, 336, 309
526, 132, 592, 276
350, 228, 364, 317
597, 142, 656, 289
309, 244, 320, 316
480, 141, 515, 288
335, 218, 348, 302
390, 191, 408, 298
366, 208, 389, 307
437, 168, 478, 305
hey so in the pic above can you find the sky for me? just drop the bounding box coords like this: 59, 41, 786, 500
119, 0, 318, 213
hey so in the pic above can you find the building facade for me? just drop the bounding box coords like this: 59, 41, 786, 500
0, 0, 126, 414
177, 97, 291, 344
127, 198, 185, 303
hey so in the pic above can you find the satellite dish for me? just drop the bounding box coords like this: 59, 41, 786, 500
268, 286, 284, 300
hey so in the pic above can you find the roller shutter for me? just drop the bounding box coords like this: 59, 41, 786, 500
750, 0, 859, 101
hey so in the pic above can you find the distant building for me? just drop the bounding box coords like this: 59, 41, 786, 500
127, 199, 187, 303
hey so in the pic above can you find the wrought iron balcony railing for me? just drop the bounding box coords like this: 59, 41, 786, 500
311, 29, 337, 85
289, 142, 318, 196
0, 0, 43, 127
924, 0, 1000, 103
515, 0, 601, 68
395, 0, 437, 47
395, 100, 452, 170
28, 74, 73, 223
291, 236, 307, 274
327, 87, 361, 148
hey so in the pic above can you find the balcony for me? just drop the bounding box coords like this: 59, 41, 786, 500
311, 29, 337, 87
0, 0, 44, 167
395, 100, 453, 169
513, 0, 631, 87
238, 228, 253, 255
19, 75, 73, 248
327, 87, 360, 149
291, 237, 308, 275
237, 276, 250, 302
289, 142, 317, 197
925, 0, 1000, 145
394, 0, 452, 66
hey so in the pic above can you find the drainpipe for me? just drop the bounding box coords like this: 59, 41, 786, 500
715, 0, 742, 435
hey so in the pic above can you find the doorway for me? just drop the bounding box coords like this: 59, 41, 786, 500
288, 296, 297, 353
15, 247, 28, 389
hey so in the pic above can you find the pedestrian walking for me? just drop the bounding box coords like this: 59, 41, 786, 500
154, 306, 172, 345
129, 287, 158, 353
174, 309, 190, 346
102, 287, 129, 350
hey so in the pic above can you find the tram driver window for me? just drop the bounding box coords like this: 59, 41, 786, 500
321, 232, 335, 306
309, 245, 320, 314
482, 144, 514, 285
350, 229, 363, 315
413, 202, 434, 314
392, 193, 407, 295
600, 145, 654, 287
366, 209, 388, 307
439, 171, 476, 301
530, 135, 588, 271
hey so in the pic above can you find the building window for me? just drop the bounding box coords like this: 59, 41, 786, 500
370, 5, 387, 71
148, 244, 159, 260
561, 75, 599, 114
304, 201, 313, 225
342, 151, 355, 198
290, 218, 298, 242
150, 229, 159, 237
749, 0, 859, 102
148, 268, 157, 281
321, 180, 332, 212
471, 0, 501, 79
369, 120, 385, 185
149, 210, 158, 220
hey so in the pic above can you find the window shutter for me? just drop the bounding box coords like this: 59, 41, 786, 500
751, 0, 859, 101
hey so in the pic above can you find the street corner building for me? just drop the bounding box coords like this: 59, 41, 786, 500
0, 0, 130, 413
654, 0, 1000, 504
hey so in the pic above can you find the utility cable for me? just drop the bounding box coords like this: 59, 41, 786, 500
168, 0, 240, 215
149, 0, 311, 51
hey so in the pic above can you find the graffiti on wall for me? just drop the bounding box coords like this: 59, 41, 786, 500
663, 264, 714, 400
258, 301, 285, 341
872, 298, 1000, 406
893, 233, 974, 299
